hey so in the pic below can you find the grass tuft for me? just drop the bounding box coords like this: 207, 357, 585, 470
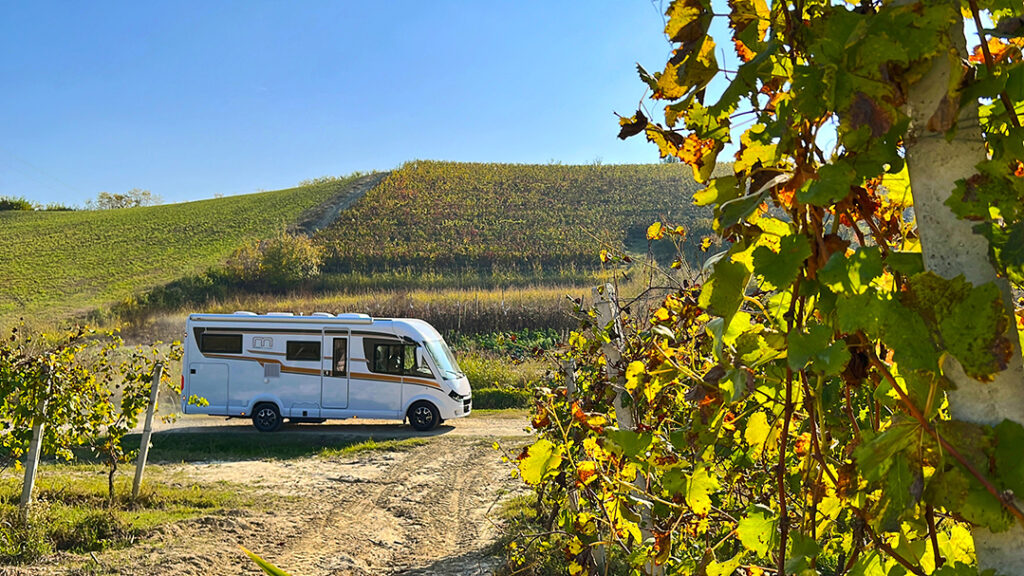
317, 437, 428, 458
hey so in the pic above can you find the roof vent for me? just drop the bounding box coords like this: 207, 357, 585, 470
311, 312, 334, 318
233, 311, 258, 316
336, 313, 373, 324
266, 312, 295, 317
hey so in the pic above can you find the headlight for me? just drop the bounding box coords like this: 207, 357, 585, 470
448, 390, 462, 401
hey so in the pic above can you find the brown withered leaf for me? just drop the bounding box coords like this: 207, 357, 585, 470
927, 92, 959, 133
849, 91, 892, 137
617, 109, 648, 140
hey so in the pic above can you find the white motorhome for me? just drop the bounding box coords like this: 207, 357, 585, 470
182, 312, 471, 431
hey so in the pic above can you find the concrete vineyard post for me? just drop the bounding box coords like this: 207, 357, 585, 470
902, 16, 1024, 574
132, 363, 164, 500
592, 284, 662, 576
19, 374, 50, 521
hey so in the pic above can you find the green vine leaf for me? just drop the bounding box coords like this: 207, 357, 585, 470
752, 234, 811, 290
736, 505, 777, 557
698, 257, 751, 322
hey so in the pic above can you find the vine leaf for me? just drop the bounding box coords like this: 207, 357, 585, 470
903, 273, 1012, 381
853, 419, 918, 483
736, 505, 778, 557
604, 428, 653, 459
785, 532, 821, 574
752, 234, 811, 290
664, 0, 712, 46
787, 325, 850, 376
518, 438, 564, 485
698, 258, 751, 322
706, 552, 744, 576
798, 161, 856, 206
685, 466, 719, 516
819, 247, 883, 294
994, 419, 1024, 496
873, 453, 914, 532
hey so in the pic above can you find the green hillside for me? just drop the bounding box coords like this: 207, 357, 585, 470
0, 177, 359, 322
317, 161, 710, 274
1, 162, 712, 325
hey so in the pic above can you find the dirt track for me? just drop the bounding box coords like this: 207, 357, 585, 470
13, 412, 529, 576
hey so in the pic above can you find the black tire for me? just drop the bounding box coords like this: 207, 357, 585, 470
407, 401, 440, 431
252, 403, 282, 432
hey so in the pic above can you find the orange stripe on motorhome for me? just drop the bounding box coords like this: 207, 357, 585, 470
201, 353, 320, 376
350, 372, 441, 390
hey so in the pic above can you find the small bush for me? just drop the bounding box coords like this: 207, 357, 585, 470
0, 196, 35, 211
225, 232, 324, 292
472, 387, 532, 409
459, 352, 543, 390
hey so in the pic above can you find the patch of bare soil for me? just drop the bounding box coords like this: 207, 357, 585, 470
6, 413, 529, 576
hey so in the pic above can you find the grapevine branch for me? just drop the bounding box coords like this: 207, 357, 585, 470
968, 0, 1022, 129
868, 354, 1024, 527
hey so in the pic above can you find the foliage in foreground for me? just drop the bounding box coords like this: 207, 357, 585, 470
511, 1, 1024, 575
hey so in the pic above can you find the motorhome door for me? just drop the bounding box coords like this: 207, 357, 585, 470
321, 331, 349, 409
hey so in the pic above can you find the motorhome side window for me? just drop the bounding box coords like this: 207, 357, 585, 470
371, 342, 405, 375
366, 339, 434, 377
331, 338, 347, 376
403, 344, 434, 378
286, 340, 321, 362
200, 333, 242, 354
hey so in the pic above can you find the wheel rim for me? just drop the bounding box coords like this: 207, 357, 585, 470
412, 405, 434, 428
256, 407, 277, 429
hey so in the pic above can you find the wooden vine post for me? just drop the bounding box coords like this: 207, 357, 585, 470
903, 15, 1024, 573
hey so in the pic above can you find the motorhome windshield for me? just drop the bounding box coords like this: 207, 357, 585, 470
425, 339, 463, 379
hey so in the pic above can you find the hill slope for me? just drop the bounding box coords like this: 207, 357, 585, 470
0, 175, 366, 322
316, 161, 709, 274
1, 163, 712, 325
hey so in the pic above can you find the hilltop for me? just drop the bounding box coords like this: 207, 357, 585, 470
1, 162, 712, 325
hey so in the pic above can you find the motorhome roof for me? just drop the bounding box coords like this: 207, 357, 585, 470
188, 312, 376, 325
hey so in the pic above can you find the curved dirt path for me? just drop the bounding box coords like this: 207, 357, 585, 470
295, 172, 389, 234
16, 413, 529, 576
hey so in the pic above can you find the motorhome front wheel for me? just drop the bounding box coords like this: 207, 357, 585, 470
408, 401, 440, 431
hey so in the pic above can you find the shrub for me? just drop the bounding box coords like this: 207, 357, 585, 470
0, 196, 34, 211
472, 387, 531, 409
225, 232, 324, 292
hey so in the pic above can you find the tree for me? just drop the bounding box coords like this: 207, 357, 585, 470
515, 1, 1024, 574
87, 188, 161, 210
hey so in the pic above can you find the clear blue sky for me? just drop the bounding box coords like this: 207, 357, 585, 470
0, 1, 683, 205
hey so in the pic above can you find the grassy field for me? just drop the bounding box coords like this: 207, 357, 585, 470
0, 177, 358, 323
0, 463, 261, 563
